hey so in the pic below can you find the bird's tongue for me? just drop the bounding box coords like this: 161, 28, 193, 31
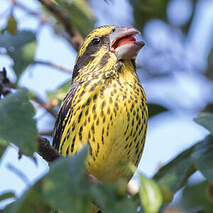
116, 36, 136, 48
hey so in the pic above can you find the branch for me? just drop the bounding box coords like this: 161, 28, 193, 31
37, 0, 83, 51
32, 94, 58, 118
34, 59, 73, 74
38, 136, 61, 162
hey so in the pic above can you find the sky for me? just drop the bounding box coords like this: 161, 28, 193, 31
0, 0, 212, 208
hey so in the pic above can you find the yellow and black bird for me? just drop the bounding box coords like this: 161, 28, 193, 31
52, 25, 148, 183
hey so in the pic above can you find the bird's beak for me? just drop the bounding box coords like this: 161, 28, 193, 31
110, 26, 145, 60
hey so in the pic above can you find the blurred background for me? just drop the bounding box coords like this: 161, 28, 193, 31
0, 0, 213, 211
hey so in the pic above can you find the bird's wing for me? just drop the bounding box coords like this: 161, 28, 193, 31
52, 82, 80, 150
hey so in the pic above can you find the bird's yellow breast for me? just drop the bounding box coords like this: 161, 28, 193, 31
59, 60, 148, 182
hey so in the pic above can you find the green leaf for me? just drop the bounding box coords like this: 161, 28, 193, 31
148, 103, 169, 118
47, 79, 71, 103
138, 174, 162, 213
91, 183, 137, 213
6, 15, 17, 35
205, 43, 213, 81
194, 113, 213, 134
56, 0, 95, 37
177, 181, 213, 213
191, 135, 213, 182
129, 0, 170, 31
0, 138, 9, 159
68, 0, 95, 38
0, 31, 36, 80
5, 181, 51, 213
43, 146, 91, 213
153, 144, 197, 194
0, 191, 15, 202
0, 89, 38, 156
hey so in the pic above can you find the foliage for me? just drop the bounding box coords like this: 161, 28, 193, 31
0, 89, 38, 157
0, 31, 36, 80
0, 0, 213, 213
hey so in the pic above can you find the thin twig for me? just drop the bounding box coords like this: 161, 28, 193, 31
34, 60, 72, 74
37, 0, 83, 51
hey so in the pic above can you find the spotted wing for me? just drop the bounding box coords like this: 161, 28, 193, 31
52, 82, 79, 150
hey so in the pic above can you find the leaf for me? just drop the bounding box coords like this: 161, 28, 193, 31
0, 31, 36, 80
67, 0, 95, 37
138, 174, 162, 213
177, 181, 213, 213
6, 15, 17, 35
194, 113, 213, 135
148, 103, 169, 118
0, 89, 38, 156
50, 0, 95, 38
153, 144, 197, 194
191, 135, 213, 182
0, 138, 9, 159
5, 181, 51, 213
42, 146, 91, 213
205, 43, 213, 81
47, 79, 71, 103
129, 0, 170, 31
0, 191, 15, 202
91, 183, 137, 213
202, 102, 213, 113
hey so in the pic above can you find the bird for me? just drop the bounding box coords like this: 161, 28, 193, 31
52, 25, 148, 183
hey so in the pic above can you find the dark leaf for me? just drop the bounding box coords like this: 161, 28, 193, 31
0, 31, 36, 80
129, 0, 170, 31
177, 181, 213, 213
148, 103, 169, 118
205, 47, 213, 81
194, 113, 213, 135
92, 182, 137, 213
202, 103, 213, 113
50, 0, 95, 38
0, 89, 38, 156
5, 181, 51, 213
191, 135, 213, 182
42, 146, 91, 213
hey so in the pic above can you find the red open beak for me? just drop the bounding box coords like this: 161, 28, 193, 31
110, 26, 145, 60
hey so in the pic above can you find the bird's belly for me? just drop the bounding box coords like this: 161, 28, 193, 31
87, 111, 146, 182
60, 81, 148, 182
85, 93, 147, 182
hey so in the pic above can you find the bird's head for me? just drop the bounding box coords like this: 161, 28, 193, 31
73, 26, 144, 80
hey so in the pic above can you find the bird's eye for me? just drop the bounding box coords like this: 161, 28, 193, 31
92, 38, 100, 45
112, 28, 115, 32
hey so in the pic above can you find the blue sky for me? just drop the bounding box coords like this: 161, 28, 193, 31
0, 0, 212, 207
